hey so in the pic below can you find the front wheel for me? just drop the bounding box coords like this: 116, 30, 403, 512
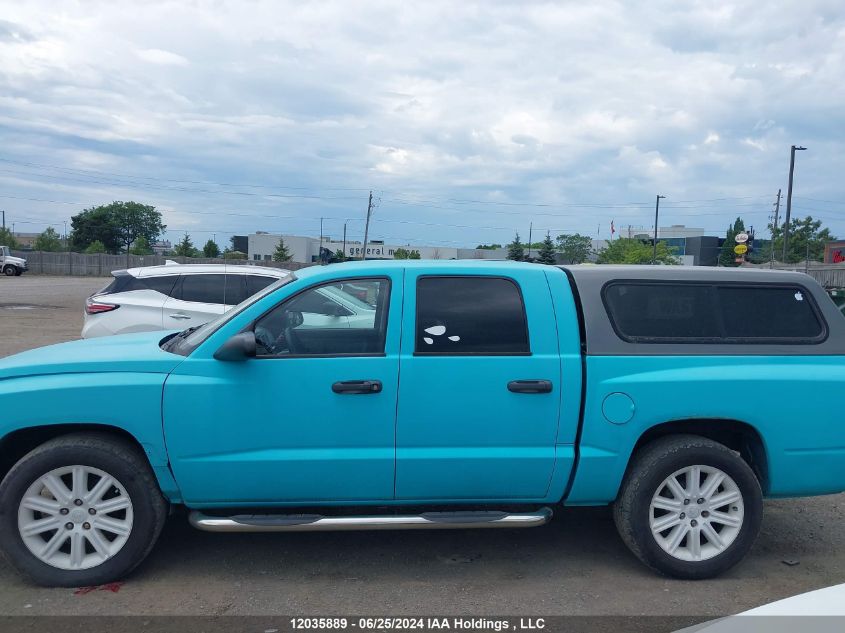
3, 265, 15, 276
613, 434, 762, 579
0, 433, 168, 587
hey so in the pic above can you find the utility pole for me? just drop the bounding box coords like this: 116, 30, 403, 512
782, 145, 807, 262
771, 189, 781, 268
361, 190, 373, 261
527, 222, 533, 261
319, 217, 324, 264
1, 209, 4, 231
652, 194, 666, 265
342, 221, 347, 260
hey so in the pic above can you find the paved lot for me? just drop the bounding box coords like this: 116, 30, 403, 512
0, 275, 844, 617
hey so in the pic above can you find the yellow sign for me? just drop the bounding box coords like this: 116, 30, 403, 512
734, 244, 748, 255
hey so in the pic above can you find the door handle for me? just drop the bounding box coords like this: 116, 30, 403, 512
169, 314, 191, 320
507, 379, 553, 394
332, 380, 383, 395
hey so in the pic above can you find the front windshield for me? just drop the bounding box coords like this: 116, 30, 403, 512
163, 273, 295, 356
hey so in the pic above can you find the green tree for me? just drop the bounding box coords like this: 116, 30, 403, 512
70, 201, 164, 253
769, 216, 836, 264
70, 206, 121, 253
537, 233, 557, 265
272, 238, 292, 262
0, 227, 19, 249
202, 239, 221, 258
556, 233, 593, 264
596, 237, 679, 265
33, 227, 63, 252
408, 250, 421, 260
506, 232, 524, 261
173, 234, 197, 257
224, 250, 246, 260
129, 236, 153, 255
111, 201, 166, 253
718, 217, 746, 267
84, 240, 107, 254
393, 247, 412, 259
475, 243, 502, 250
333, 249, 347, 262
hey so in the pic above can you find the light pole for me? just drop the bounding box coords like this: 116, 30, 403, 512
782, 145, 807, 263
652, 194, 666, 264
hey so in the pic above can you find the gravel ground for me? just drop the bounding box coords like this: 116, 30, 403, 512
0, 275, 843, 618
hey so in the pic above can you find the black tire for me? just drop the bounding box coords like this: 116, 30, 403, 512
0, 433, 168, 587
613, 434, 762, 579
2, 265, 15, 276
14, 269, 22, 276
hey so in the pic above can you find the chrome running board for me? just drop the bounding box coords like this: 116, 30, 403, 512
189, 507, 553, 533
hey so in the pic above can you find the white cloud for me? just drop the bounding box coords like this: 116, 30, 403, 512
0, 0, 842, 246
135, 48, 189, 66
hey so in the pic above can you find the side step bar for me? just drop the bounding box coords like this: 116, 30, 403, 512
189, 507, 553, 533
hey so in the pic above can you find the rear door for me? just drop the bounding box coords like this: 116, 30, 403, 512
395, 269, 562, 500
162, 273, 246, 328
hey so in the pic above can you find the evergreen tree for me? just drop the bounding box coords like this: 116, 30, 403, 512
506, 232, 524, 261
537, 232, 557, 264
203, 239, 221, 258
273, 237, 292, 262
173, 234, 196, 257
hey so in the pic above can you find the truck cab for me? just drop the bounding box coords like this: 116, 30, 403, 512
0, 245, 27, 276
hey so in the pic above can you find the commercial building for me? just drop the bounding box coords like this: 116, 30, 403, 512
243, 232, 508, 263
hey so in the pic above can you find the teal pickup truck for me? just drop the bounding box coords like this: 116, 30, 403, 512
1, 261, 844, 586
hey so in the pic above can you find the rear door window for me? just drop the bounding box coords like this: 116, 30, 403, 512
415, 277, 530, 354
247, 275, 279, 297
179, 274, 228, 304
142, 275, 179, 297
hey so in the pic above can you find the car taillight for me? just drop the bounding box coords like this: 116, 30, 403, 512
85, 298, 119, 315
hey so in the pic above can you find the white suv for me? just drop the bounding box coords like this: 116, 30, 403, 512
82, 264, 290, 338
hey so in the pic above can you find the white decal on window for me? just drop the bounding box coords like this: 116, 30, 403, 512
794, 292, 804, 301
423, 337, 434, 345
425, 325, 446, 336
448, 335, 460, 341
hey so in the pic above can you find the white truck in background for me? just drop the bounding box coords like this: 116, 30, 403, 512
0, 246, 27, 276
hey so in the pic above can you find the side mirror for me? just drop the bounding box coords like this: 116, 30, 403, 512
214, 331, 256, 361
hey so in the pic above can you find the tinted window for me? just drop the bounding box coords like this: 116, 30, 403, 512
247, 275, 279, 297
415, 277, 529, 354
719, 286, 823, 339
180, 274, 242, 304
603, 284, 721, 340
254, 279, 388, 356
603, 282, 826, 343
143, 275, 179, 297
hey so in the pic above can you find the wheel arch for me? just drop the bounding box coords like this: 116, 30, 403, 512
629, 418, 769, 493
0, 423, 156, 486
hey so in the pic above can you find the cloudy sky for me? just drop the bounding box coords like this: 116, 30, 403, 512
1, 0, 844, 249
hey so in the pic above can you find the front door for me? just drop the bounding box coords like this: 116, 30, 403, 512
163, 275, 400, 506
395, 270, 561, 500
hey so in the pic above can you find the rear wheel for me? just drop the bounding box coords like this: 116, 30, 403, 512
613, 434, 762, 579
0, 433, 168, 587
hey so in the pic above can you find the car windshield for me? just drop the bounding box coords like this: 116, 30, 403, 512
162, 274, 295, 356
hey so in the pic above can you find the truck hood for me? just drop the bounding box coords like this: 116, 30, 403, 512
0, 331, 185, 380
5, 256, 26, 265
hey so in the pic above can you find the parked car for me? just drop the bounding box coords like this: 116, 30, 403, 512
82, 264, 291, 338
2, 261, 845, 587
0, 245, 27, 276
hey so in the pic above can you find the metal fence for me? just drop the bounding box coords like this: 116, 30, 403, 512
10, 251, 313, 277
743, 261, 845, 289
